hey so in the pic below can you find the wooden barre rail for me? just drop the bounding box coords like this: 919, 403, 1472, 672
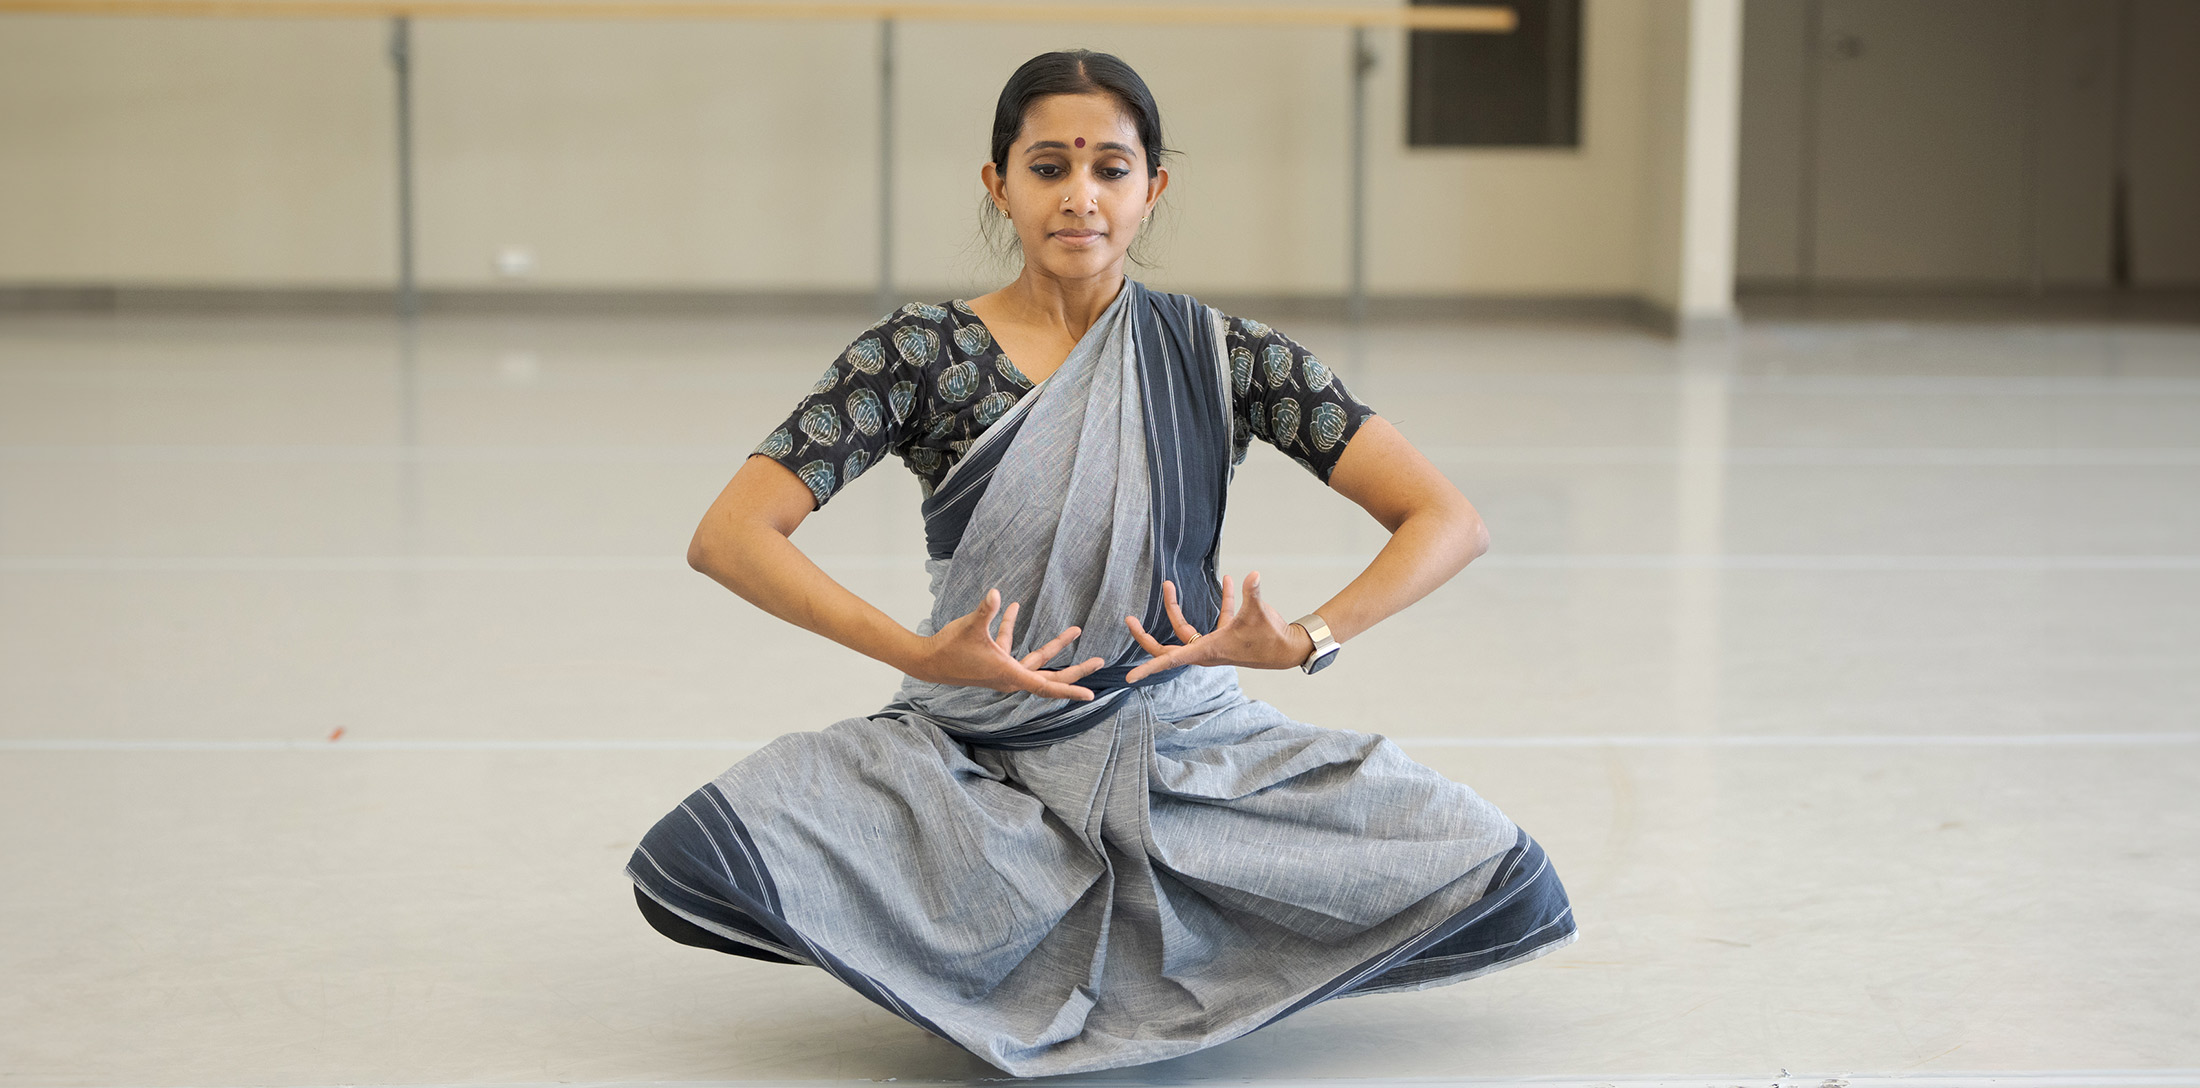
0, 0, 1516, 30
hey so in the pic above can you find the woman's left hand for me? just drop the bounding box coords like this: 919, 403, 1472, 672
1122, 572, 1314, 682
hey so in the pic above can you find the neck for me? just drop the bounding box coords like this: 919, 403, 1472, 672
999, 266, 1129, 339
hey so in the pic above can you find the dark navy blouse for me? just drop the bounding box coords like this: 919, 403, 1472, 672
755, 298, 1377, 508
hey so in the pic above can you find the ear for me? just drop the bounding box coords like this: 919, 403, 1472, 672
980, 161, 1009, 214
1144, 166, 1170, 214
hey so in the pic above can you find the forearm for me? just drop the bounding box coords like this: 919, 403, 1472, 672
692, 522, 925, 675
1309, 496, 1486, 644
1126, 496, 1482, 683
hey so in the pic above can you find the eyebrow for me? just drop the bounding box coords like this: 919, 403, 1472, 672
1025, 140, 1137, 156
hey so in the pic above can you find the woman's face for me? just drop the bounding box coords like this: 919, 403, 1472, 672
983, 92, 1168, 284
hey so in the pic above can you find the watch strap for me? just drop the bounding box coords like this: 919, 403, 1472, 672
1292, 613, 1340, 674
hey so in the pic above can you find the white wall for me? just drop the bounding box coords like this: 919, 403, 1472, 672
0, 17, 396, 286
1365, 0, 1660, 298
412, 20, 881, 291
1, 1, 1715, 303
1638, 0, 1741, 322
1638, 1, 1692, 312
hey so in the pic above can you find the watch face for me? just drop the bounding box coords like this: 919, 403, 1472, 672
1304, 646, 1340, 674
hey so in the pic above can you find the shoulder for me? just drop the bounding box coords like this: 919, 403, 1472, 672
874, 299, 1034, 414
1219, 311, 1283, 348
1125, 286, 1290, 354
1171, 295, 1282, 350
1213, 309, 1356, 418
837, 300, 996, 377
1127, 282, 1247, 343
1214, 309, 1313, 381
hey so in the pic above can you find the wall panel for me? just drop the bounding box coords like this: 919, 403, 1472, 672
0, 17, 394, 285
0, 1, 1671, 301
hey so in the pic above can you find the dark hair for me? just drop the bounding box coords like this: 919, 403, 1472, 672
989, 49, 1170, 179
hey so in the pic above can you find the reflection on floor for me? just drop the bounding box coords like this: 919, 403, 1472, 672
2, 309, 2195, 1085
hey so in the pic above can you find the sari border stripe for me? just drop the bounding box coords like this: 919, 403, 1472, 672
1132, 284, 1233, 636
627, 783, 955, 1043
1255, 830, 1576, 1026
627, 863, 811, 964
920, 414, 1027, 561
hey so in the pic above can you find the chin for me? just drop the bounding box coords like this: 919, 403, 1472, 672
1037, 249, 1126, 280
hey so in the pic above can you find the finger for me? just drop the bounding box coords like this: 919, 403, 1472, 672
1039, 655, 1107, 683
1162, 580, 1203, 643
1125, 647, 1192, 684
1016, 626, 1073, 670
1019, 625, 1082, 669
1241, 571, 1287, 634
1029, 679, 1097, 701
1014, 663, 1097, 702
945, 589, 996, 641
1125, 614, 1171, 656
1216, 573, 1238, 627
995, 600, 1020, 652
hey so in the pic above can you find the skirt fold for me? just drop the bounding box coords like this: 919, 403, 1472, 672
627, 668, 1573, 1076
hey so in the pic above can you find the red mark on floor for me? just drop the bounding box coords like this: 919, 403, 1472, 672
328, 727, 346, 742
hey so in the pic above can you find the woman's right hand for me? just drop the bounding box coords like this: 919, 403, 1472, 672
908, 588, 1105, 701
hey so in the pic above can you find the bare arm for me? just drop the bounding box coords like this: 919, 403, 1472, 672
1124, 417, 1485, 679
690, 455, 1104, 699
1306, 415, 1489, 642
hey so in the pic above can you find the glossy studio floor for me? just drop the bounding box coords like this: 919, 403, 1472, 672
2, 304, 2195, 1088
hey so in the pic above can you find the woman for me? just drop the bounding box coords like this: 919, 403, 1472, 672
628, 50, 1574, 1076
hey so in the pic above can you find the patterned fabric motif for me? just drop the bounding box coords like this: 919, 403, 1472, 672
1225, 317, 1379, 477
756, 298, 1376, 508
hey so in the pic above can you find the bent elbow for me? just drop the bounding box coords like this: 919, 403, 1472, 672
1460, 504, 1491, 562
686, 527, 719, 576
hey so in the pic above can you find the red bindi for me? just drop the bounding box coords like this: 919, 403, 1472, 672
1074, 137, 1085, 148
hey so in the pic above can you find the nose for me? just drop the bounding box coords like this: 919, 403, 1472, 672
1062, 176, 1099, 214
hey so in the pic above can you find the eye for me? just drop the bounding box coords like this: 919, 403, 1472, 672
1030, 163, 1062, 179
1099, 166, 1131, 180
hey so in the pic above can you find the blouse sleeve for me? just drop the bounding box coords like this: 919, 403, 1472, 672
1224, 315, 1377, 482
751, 311, 923, 508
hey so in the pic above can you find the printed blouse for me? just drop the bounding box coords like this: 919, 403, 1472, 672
754, 298, 1377, 508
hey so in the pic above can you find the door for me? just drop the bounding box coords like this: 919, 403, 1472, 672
1809, 0, 2036, 286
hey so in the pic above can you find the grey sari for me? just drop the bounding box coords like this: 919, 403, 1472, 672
628, 282, 1574, 1076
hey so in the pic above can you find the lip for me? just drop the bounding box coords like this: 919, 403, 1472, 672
1052, 229, 1106, 247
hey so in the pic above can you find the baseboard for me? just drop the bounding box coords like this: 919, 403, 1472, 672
19, 282, 2194, 329
0, 284, 896, 318
1736, 282, 2200, 323
0, 284, 408, 315
0, 283, 1673, 330
1633, 300, 1739, 341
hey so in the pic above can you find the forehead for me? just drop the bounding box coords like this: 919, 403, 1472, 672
1019, 93, 1142, 149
